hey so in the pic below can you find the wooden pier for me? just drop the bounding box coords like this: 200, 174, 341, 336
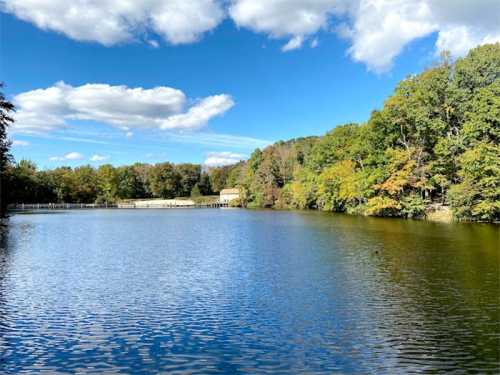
10, 201, 229, 211
117, 198, 228, 209
117, 202, 228, 209
11, 203, 117, 210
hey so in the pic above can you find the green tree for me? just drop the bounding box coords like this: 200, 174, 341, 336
95, 164, 118, 203
0, 84, 14, 215
198, 172, 212, 195
286, 168, 317, 209
454, 43, 500, 95
133, 163, 153, 198
316, 160, 366, 212
190, 183, 201, 198
72, 166, 98, 203
116, 166, 145, 200
7, 160, 38, 204
48, 167, 76, 202
208, 165, 232, 193
175, 163, 201, 197
462, 80, 500, 145
307, 124, 360, 172
148, 162, 179, 198
449, 142, 500, 221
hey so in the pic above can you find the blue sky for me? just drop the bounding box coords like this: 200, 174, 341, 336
3, 1, 498, 168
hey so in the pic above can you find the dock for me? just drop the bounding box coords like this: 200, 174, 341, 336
117, 199, 228, 209
11, 203, 117, 210
10, 200, 228, 211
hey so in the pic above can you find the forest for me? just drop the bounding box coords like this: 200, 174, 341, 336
2, 43, 499, 222
5, 160, 227, 203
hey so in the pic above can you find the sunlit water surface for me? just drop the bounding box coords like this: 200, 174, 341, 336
1, 209, 499, 374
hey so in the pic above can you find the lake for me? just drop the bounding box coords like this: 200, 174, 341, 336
1, 209, 499, 374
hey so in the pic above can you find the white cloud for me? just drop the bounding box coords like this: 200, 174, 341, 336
344, 0, 435, 72
3, 0, 224, 46
12, 139, 30, 146
125, 131, 134, 138
11, 81, 234, 134
147, 39, 160, 48
4, 1, 499, 72
435, 25, 500, 59
346, 0, 500, 71
229, 0, 500, 71
282, 36, 304, 52
229, 0, 346, 51
229, 0, 340, 40
63, 151, 84, 160
90, 154, 109, 162
159, 95, 234, 130
203, 151, 246, 167
49, 151, 84, 161
149, 1, 224, 44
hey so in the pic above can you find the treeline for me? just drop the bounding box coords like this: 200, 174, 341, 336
5, 161, 243, 204
3, 44, 499, 221
222, 44, 500, 222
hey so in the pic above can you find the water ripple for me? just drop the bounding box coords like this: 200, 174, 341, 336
0, 210, 498, 374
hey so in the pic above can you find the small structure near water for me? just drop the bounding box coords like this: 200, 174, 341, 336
219, 188, 240, 204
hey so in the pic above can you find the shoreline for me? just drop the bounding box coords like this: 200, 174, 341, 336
8, 204, 499, 225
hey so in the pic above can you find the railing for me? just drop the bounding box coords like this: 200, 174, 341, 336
10, 203, 117, 210
9, 202, 229, 210
119, 202, 228, 208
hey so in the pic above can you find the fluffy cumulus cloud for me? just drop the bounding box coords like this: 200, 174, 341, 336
49, 152, 84, 161
342, 0, 436, 71
159, 95, 235, 130
343, 0, 500, 71
432, 1, 500, 58
3, 1, 499, 71
229, 0, 345, 51
2, 0, 224, 45
11, 81, 234, 134
229, 0, 500, 71
203, 151, 246, 167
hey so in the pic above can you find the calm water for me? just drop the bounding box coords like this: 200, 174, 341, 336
1, 209, 499, 374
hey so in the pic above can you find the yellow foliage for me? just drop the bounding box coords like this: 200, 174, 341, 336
317, 160, 365, 210
365, 196, 402, 216
377, 148, 419, 196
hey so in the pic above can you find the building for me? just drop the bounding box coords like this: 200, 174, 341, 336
219, 188, 240, 203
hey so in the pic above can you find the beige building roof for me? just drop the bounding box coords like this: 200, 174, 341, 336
220, 188, 240, 195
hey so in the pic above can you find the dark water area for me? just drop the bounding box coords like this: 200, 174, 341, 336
0, 209, 499, 374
